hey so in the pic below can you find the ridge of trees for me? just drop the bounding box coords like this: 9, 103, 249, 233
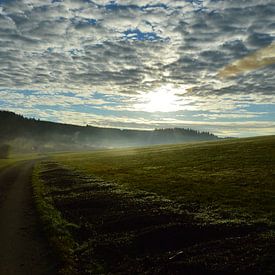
0, 110, 219, 152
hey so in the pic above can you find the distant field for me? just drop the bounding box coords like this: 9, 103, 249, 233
33, 136, 274, 274
0, 159, 16, 171
0, 153, 41, 171
53, 136, 275, 225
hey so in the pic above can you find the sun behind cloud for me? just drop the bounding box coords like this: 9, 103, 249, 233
134, 84, 188, 112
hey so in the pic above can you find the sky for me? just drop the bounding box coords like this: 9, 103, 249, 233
0, 0, 275, 137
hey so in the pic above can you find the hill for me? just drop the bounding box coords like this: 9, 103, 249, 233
0, 110, 218, 152
36, 135, 275, 273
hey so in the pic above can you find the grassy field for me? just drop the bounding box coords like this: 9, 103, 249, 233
33, 136, 274, 274
53, 136, 275, 225
0, 153, 42, 171
0, 158, 17, 171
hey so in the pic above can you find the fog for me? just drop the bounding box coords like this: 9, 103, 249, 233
0, 111, 218, 154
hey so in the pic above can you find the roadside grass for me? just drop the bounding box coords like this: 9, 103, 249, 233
53, 136, 275, 226
32, 164, 78, 274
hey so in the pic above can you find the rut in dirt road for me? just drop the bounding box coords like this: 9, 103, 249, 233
0, 161, 57, 275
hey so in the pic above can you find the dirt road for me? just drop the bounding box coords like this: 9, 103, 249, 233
0, 161, 56, 275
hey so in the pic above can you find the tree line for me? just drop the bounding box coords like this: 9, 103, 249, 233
0, 111, 219, 153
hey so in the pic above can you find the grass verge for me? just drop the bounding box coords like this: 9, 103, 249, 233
32, 163, 78, 274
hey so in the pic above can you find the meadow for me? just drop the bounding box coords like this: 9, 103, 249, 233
31, 135, 274, 274
53, 136, 275, 225
0, 153, 41, 171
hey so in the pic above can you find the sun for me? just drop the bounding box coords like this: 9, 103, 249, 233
144, 90, 178, 112
135, 85, 182, 112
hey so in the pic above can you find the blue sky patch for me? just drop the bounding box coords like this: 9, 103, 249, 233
123, 28, 166, 42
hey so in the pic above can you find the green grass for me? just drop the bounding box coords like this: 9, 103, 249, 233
33, 136, 274, 273
0, 152, 42, 171
0, 158, 17, 171
32, 164, 78, 275
53, 136, 275, 226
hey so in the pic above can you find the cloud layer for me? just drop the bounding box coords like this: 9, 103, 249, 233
0, 0, 274, 136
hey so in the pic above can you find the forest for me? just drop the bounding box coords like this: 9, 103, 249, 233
0, 111, 219, 152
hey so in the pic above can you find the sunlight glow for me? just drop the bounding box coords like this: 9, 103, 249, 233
135, 85, 182, 112
144, 90, 178, 112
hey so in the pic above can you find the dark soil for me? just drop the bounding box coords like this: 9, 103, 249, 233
40, 161, 274, 274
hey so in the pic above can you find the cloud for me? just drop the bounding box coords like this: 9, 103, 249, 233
0, 0, 274, 136
218, 43, 275, 78
0, 0, 274, 95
